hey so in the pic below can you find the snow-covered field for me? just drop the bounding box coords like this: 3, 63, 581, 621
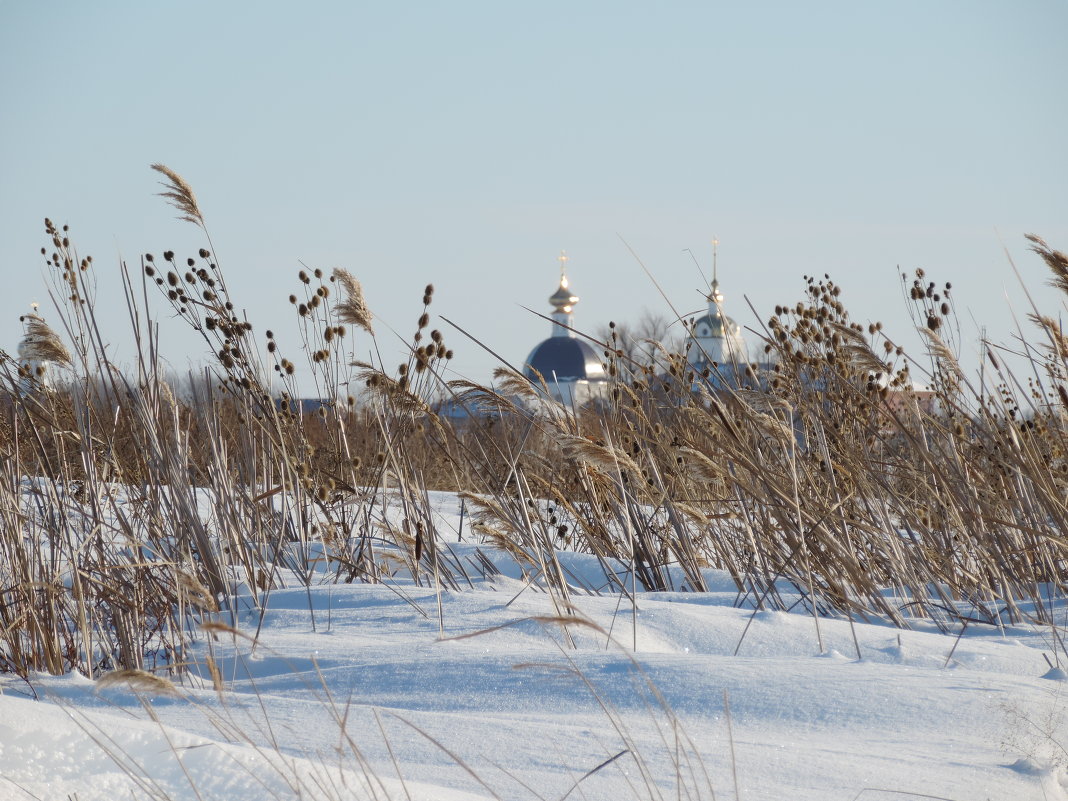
3, 492, 1068, 800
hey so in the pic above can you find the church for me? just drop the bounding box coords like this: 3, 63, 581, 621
683, 240, 759, 390
521, 246, 761, 405
522, 252, 609, 406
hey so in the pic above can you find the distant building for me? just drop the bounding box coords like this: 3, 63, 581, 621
683, 240, 770, 392
882, 380, 938, 419
522, 252, 609, 406
517, 244, 772, 405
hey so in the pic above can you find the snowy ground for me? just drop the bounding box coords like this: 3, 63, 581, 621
3, 492, 1068, 800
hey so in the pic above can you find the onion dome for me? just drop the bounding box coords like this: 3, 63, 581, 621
525, 337, 607, 382
549, 277, 579, 314
522, 251, 609, 388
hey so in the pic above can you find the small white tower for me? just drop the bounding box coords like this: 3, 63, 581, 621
687, 238, 750, 369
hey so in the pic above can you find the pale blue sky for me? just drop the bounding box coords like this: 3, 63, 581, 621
2, 1, 1066, 390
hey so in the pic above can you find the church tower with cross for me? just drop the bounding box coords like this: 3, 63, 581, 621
686, 238, 751, 381
522, 251, 608, 406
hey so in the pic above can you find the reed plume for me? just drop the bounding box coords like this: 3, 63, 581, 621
1029, 313, 1068, 360
1028, 233, 1068, 296
18, 313, 71, 365
332, 268, 374, 334
150, 163, 204, 227
96, 669, 179, 697
492, 366, 547, 404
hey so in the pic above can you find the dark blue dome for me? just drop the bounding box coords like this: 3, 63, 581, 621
524, 337, 606, 382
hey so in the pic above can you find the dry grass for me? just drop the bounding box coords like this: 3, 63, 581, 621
1, 166, 1067, 683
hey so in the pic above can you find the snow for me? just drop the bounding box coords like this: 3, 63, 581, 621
3, 492, 1068, 800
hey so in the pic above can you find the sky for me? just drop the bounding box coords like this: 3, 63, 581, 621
1, 1, 1066, 393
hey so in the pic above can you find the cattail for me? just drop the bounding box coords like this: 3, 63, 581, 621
332, 268, 374, 334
